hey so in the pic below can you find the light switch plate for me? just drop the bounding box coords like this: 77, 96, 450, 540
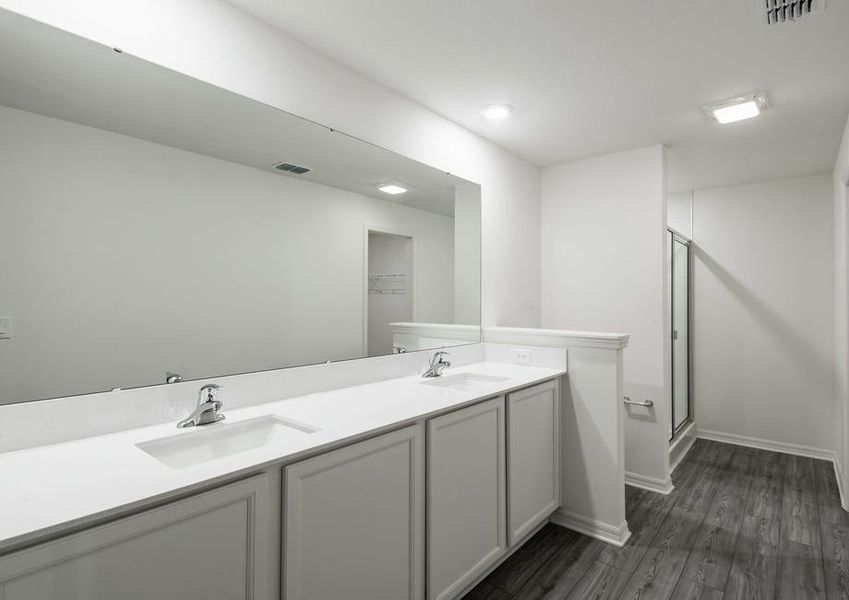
0, 316, 11, 339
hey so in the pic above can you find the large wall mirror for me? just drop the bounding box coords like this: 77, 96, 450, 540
0, 11, 482, 406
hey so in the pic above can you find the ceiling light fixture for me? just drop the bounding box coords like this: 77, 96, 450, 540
703, 91, 769, 124
377, 183, 409, 195
481, 104, 513, 121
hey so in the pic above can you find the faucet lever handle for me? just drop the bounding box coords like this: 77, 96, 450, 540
432, 350, 449, 363
198, 383, 222, 403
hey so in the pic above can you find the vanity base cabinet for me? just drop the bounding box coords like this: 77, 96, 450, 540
0, 474, 270, 600
283, 424, 425, 600
507, 380, 560, 545
427, 396, 507, 600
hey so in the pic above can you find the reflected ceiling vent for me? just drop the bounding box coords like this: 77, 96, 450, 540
762, 0, 824, 24
272, 162, 310, 175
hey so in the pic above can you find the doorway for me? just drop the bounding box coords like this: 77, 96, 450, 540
669, 229, 692, 440
366, 230, 414, 357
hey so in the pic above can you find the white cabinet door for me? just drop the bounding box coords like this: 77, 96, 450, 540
284, 424, 424, 600
0, 474, 270, 600
427, 396, 506, 600
507, 380, 560, 545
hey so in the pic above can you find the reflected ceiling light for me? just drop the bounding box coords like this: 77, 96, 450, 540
703, 91, 769, 124
481, 104, 513, 120
378, 183, 409, 195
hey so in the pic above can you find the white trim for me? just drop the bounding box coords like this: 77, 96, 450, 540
835, 456, 849, 511
669, 422, 697, 472
483, 326, 629, 350
625, 471, 674, 495
388, 322, 481, 342
549, 509, 631, 547
697, 429, 835, 461
697, 430, 849, 511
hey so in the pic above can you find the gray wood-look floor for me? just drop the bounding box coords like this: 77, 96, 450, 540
463, 439, 849, 600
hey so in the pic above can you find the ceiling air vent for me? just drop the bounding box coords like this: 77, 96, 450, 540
273, 162, 310, 175
763, 0, 824, 24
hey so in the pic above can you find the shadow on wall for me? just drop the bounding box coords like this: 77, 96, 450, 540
694, 245, 835, 384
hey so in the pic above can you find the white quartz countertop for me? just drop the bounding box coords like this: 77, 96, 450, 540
0, 361, 564, 553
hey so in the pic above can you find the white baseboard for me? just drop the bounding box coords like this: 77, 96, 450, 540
669, 422, 697, 473
697, 429, 835, 461
699, 429, 849, 512
835, 457, 849, 511
549, 509, 631, 547
625, 471, 674, 495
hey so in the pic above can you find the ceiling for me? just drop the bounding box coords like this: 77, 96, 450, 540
0, 10, 467, 216
226, 0, 849, 191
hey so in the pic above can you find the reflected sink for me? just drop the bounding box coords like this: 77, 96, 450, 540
420, 372, 510, 391
137, 415, 319, 469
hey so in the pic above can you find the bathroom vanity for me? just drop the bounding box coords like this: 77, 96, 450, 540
0, 364, 562, 600
0, 12, 630, 600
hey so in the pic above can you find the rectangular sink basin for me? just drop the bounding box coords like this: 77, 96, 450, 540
137, 415, 319, 469
420, 372, 510, 391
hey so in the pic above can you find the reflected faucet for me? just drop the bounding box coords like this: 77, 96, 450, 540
422, 351, 451, 378
177, 383, 225, 428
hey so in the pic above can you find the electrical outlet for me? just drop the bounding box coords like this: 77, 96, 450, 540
512, 348, 531, 365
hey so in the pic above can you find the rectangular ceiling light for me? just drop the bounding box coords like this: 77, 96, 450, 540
378, 183, 409, 195
703, 91, 769, 124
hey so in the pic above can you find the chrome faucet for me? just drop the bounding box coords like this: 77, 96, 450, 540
423, 351, 451, 378
177, 383, 225, 428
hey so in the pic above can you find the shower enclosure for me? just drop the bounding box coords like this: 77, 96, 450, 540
668, 229, 692, 440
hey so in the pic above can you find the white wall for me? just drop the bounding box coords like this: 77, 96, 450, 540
834, 115, 849, 497
541, 145, 670, 486
667, 192, 692, 239
0, 106, 455, 404
454, 183, 482, 325
0, 0, 541, 330
693, 174, 835, 453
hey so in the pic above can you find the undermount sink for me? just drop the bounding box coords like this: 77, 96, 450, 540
136, 414, 319, 469
420, 372, 510, 391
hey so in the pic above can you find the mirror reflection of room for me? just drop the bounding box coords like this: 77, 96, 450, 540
0, 17, 482, 405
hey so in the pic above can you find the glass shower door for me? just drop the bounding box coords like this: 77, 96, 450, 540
670, 231, 691, 438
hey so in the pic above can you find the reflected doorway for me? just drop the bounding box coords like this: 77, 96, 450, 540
366, 230, 414, 357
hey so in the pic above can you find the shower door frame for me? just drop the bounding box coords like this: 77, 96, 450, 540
669, 228, 693, 441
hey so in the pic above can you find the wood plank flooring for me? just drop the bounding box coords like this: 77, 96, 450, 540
464, 439, 849, 600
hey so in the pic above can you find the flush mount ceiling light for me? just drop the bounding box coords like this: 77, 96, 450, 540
377, 183, 409, 195
703, 91, 769, 124
481, 104, 513, 121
